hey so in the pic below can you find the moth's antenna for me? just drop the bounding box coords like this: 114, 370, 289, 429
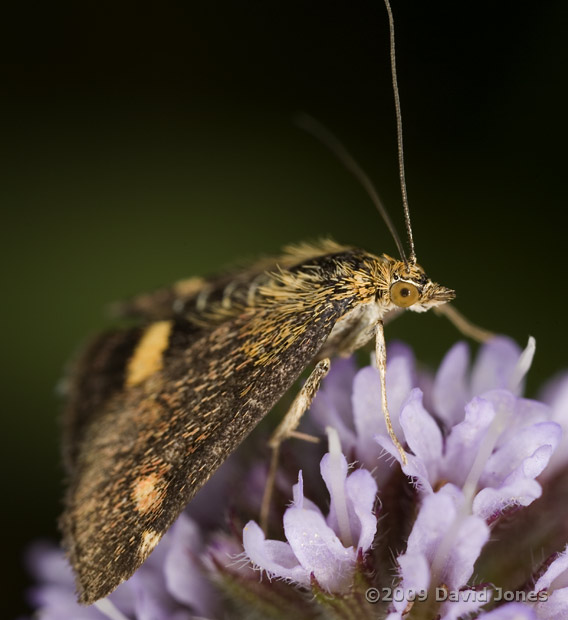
384, 0, 416, 264
295, 113, 408, 263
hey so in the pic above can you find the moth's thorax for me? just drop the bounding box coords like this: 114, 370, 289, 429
114, 244, 454, 348
320, 300, 384, 357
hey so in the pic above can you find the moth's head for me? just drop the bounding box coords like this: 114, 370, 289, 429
386, 256, 455, 313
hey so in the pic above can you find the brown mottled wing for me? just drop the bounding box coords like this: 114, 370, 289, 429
62, 304, 343, 604
62, 327, 143, 472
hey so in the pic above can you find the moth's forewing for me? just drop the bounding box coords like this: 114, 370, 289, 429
62, 300, 337, 603
61, 245, 385, 604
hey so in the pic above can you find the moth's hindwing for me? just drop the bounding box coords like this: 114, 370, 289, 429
62, 245, 385, 604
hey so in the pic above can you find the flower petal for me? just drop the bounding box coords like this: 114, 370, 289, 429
164, 514, 215, 615
384, 343, 417, 425
442, 397, 495, 487
397, 552, 430, 593
129, 568, 187, 620
481, 422, 561, 487
401, 488, 488, 591
25, 543, 134, 617
399, 388, 443, 478
473, 477, 543, 520
283, 507, 356, 592
388, 552, 430, 617
433, 341, 470, 427
405, 491, 456, 561
242, 521, 309, 586
481, 602, 537, 619
25, 541, 74, 586
375, 435, 433, 493
375, 434, 434, 493
344, 468, 378, 550
322, 357, 358, 426
352, 347, 415, 467
494, 396, 551, 448
445, 513, 489, 589
206, 531, 256, 577
541, 374, 568, 476
534, 546, 568, 591
27, 596, 104, 620
470, 337, 523, 396
439, 588, 491, 620
309, 358, 358, 448
535, 589, 568, 619
352, 366, 389, 465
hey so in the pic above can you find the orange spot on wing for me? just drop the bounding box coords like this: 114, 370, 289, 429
132, 473, 165, 515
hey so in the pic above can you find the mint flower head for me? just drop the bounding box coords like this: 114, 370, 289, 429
377, 341, 561, 522
243, 428, 378, 593
23, 337, 568, 619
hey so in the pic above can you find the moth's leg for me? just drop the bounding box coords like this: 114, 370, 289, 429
434, 304, 495, 343
375, 321, 407, 465
260, 358, 330, 531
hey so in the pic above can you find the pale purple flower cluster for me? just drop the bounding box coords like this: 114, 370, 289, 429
378, 366, 561, 521
243, 428, 377, 593
23, 337, 568, 619
309, 342, 418, 475
386, 486, 491, 620
374, 339, 565, 619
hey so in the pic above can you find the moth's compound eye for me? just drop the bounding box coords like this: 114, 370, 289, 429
390, 281, 420, 307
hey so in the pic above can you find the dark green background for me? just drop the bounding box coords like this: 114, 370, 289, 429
3, 1, 567, 615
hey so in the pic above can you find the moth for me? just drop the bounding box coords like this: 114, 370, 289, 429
60, 0, 490, 606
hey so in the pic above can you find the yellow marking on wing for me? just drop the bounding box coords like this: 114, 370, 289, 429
126, 321, 173, 386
